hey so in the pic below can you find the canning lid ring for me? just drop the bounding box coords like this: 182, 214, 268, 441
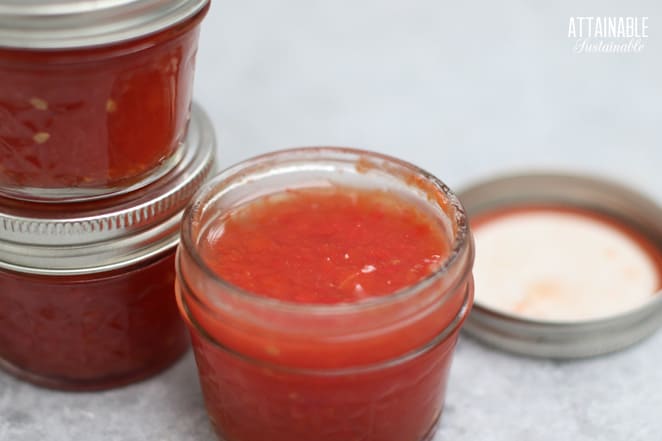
459, 172, 662, 358
176, 258, 475, 376
0, 102, 216, 276
0, 0, 209, 49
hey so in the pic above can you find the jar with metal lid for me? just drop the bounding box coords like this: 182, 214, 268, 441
0, 104, 215, 390
176, 148, 474, 441
0, 0, 210, 202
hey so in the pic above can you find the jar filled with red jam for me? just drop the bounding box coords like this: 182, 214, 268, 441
0, 104, 215, 390
0, 0, 210, 202
176, 148, 475, 441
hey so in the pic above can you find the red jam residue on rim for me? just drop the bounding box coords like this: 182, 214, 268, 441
470, 204, 662, 320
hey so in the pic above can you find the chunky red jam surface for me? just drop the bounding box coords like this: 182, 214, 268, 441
0, 253, 188, 390
200, 187, 450, 304
0, 8, 207, 192
180, 186, 472, 441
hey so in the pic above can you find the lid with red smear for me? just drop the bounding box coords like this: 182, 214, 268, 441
459, 173, 662, 358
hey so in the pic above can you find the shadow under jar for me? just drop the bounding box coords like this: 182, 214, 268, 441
0, 0, 210, 202
0, 103, 215, 390
176, 147, 475, 441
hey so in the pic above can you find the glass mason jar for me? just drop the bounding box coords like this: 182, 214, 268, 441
0, 0, 210, 202
0, 252, 187, 390
176, 148, 475, 441
0, 103, 215, 390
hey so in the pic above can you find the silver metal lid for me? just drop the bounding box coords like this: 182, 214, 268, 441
0, 102, 216, 275
459, 172, 662, 358
0, 0, 209, 49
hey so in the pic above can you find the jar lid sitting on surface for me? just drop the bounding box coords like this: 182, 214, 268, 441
459, 173, 662, 359
0, 102, 216, 276
0, 0, 210, 49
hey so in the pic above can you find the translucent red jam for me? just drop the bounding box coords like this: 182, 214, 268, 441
185, 321, 460, 441
177, 163, 474, 441
0, 6, 208, 199
0, 252, 188, 390
200, 187, 451, 304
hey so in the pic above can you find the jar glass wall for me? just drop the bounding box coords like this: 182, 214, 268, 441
0, 5, 209, 201
0, 252, 187, 390
0, 102, 216, 390
177, 147, 475, 441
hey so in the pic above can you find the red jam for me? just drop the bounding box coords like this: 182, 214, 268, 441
201, 187, 450, 304
178, 174, 474, 441
0, 252, 188, 390
0, 102, 216, 390
0, 7, 208, 199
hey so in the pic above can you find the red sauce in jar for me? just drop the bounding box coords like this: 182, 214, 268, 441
0, 252, 188, 390
178, 185, 473, 441
0, 6, 208, 197
0, 99, 215, 390
200, 187, 450, 304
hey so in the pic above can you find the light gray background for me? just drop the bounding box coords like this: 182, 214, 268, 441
2, 1, 661, 440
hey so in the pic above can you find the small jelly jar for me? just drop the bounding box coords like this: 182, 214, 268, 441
0, 0, 210, 201
0, 104, 215, 390
176, 148, 475, 441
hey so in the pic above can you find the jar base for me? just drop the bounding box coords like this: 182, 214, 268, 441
210, 410, 442, 441
0, 347, 189, 391
422, 412, 442, 441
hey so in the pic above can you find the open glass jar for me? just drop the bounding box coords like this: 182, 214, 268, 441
176, 148, 474, 441
0, 104, 215, 390
0, 0, 210, 201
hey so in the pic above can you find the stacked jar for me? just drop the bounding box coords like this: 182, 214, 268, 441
0, 0, 214, 390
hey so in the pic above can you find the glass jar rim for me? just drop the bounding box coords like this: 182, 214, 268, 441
0, 103, 216, 276
177, 265, 474, 375
180, 146, 473, 315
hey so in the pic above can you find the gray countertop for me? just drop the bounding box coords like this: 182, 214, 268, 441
2, 0, 661, 440
3, 334, 661, 440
